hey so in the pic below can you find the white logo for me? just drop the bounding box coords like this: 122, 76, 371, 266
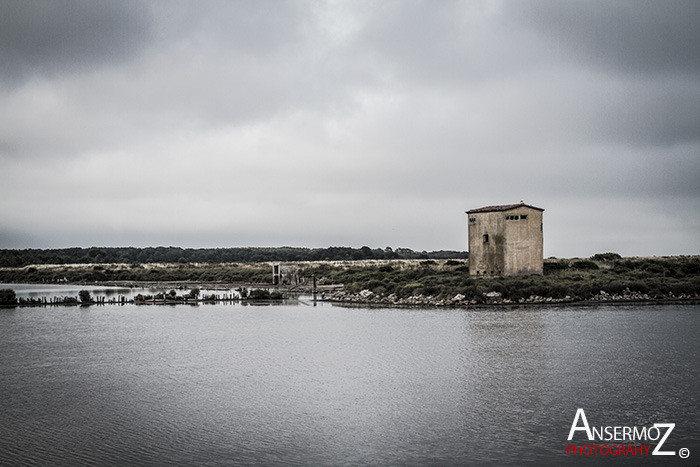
566, 408, 685, 457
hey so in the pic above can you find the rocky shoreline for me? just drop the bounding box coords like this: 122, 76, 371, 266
327, 288, 700, 307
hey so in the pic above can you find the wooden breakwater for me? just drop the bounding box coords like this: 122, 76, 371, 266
1, 286, 303, 308
3, 295, 285, 308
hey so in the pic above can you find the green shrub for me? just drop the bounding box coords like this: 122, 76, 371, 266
248, 289, 271, 299
591, 252, 622, 261
549, 284, 568, 298
0, 288, 16, 304
680, 261, 700, 275
572, 260, 599, 270
544, 261, 569, 273
640, 261, 665, 274
78, 290, 92, 303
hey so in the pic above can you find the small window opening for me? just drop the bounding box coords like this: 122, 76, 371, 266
521, 214, 528, 220
483, 234, 489, 243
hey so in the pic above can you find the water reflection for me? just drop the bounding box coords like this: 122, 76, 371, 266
454, 309, 555, 463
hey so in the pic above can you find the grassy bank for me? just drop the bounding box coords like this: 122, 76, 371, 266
301, 256, 700, 303
0, 262, 271, 284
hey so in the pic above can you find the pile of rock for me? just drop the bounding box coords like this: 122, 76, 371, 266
329, 290, 480, 307
328, 287, 698, 307
591, 289, 652, 301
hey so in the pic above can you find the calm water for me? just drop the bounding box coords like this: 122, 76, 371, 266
0, 302, 697, 466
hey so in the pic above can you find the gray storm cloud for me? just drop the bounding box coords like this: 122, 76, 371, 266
0, 0, 151, 82
0, 0, 698, 256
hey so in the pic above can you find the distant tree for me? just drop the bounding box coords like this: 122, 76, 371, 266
188, 287, 200, 299
0, 245, 467, 267
88, 248, 105, 260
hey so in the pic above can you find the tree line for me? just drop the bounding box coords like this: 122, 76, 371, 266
0, 246, 467, 267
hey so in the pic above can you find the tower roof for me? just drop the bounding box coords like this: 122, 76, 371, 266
465, 202, 544, 214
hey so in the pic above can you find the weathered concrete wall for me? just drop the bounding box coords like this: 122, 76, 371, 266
468, 211, 506, 275
468, 206, 543, 276
502, 207, 543, 275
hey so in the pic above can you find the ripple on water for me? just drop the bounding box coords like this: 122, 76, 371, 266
0, 303, 698, 465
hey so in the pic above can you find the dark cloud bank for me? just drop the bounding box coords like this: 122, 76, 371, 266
0, 0, 698, 256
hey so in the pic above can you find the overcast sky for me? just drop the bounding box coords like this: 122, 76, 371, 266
1, 0, 698, 257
